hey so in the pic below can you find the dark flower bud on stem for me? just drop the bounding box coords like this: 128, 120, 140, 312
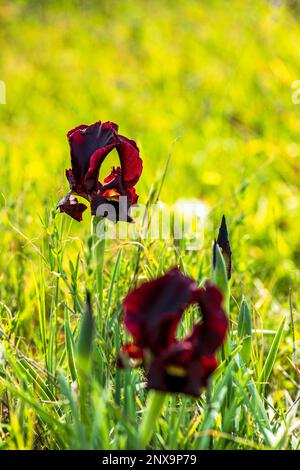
213, 215, 232, 280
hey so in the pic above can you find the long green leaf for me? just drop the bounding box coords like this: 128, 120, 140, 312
259, 317, 285, 387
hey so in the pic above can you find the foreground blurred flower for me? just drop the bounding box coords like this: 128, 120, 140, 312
118, 268, 228, 397
57, 121, 143, 222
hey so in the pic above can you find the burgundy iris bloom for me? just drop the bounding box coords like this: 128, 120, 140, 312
118, 269, 228, 397
57, 121, 143, 222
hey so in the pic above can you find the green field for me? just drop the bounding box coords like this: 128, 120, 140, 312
0, 0, 300, 450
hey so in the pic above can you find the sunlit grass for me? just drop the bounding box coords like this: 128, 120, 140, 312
0, 0, 300, 450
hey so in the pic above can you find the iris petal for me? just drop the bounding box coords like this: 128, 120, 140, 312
123, 268, 199, 354
147, 341, 218, 397
57, 193, 87, 222
116, 135, 143, 189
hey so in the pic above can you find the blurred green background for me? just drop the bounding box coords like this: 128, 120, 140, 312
0, 0, 300, 323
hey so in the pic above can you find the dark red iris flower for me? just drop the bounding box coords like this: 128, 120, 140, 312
118, 268, 228, 397
57, 121, 143, 222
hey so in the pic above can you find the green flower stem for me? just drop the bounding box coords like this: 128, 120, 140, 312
139, 391, 166, 449
91, 216, 106, 312
212, 244, 230, 358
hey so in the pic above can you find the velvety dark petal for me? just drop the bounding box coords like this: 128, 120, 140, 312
123, 268, 199, 354
57, 193, 87, 222
192, 283, 228, 355
66, 169, 89, 199
216, 215, 232, 279
116, 135, 143, 189
66, 168, 77, 190
84, 145, 117, 192
103, 121, 119, 133
117, 343, 144, 368
68, 121, 119, 184
67, 124, 88, 139
147, 341, 218, 397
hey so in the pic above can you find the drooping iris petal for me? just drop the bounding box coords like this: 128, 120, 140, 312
123, 268, 199, 354
57, 193, 87, 222
147, 340, 218, 397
